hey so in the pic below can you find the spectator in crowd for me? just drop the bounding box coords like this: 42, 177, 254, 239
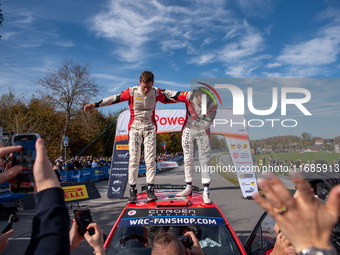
54, 160, 64, 171
79, 157, 86, 169
68, 159, 75, 170
0, 139, 70, 254
86, 156, 92, 168
92, 158, 98, 168
332, 160, 337, 170
107, 157, 112, 166
253, 173, 339, 255
73, 156, 81, 170
99, 157, 106, 166
151, 230, 204, 255
53, 160, 62, 181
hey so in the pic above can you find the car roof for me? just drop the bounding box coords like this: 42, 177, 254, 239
127, 185, 216, 209
115, 185, 231, 229
104, 185, 247, 254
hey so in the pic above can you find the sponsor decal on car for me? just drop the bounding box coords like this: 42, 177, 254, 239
127, 210, 137, 216
119, 216, 225, 227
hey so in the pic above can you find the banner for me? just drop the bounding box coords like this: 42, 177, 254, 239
59, 167, 109, 183
23, 182, 101, 210
108, 110, 186, 199
211, 110, 258, 198
0, 182, 24, 203
108, 109, 257, 199
157, 161, 179, 169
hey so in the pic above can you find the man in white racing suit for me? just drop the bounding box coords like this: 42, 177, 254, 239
174, 87, 217, 204
84, 71, 178, 203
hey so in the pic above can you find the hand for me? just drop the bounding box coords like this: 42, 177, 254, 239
187, 100, 198, 120
253, 173, 340, 253
69, 219, 84, 251
270, 232, 295, 255
33, 139, 60, 192
0, 229, 14, 253
84, 223, 104, 254
184, 231, 204, 255
0, 145, 23, 184
84, 104, 95, 113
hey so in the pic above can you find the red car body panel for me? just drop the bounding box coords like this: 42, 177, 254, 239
104, 188, 247, 254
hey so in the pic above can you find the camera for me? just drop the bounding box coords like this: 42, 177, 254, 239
1, 132, 15, 147
177, 235, 194, 249
1, 132, 15, 170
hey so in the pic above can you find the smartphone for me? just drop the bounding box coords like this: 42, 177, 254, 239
74, 209, 95, 236
1, 214, 19, 234
10, 133, 40, 193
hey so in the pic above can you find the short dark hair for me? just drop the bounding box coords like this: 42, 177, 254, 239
152, 231, 185, 255
140, 71, 154, 84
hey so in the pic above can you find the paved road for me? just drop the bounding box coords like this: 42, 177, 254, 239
1, 156, 294, 254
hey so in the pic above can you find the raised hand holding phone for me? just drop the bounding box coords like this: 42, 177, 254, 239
32, 138, 60, 192
10, 133, 40, 193
74, 209, 95, 236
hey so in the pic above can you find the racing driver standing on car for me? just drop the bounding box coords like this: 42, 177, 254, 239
84, 71, 178, 203
174, 87, 217, 204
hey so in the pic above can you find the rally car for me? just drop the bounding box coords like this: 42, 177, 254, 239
104, 185, 247, 255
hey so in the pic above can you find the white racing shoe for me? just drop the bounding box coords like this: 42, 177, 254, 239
176, 187, 192, 197
203, 190, 211, 204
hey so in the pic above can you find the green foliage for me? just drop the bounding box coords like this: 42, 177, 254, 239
254, 152, 340, 166
251, 133, 339, 152
0, 88, 119, 161
210, 134, 227, 150
157, 133, 182, 154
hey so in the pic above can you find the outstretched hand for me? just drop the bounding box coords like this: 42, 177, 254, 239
84, 104, 95, 113
253, 173, 340, 253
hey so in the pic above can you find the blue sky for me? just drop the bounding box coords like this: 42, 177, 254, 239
1, 0, 340, 140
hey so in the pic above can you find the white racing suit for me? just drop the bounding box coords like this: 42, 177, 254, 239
95, 86, 178, 185
177, 91, 217, 184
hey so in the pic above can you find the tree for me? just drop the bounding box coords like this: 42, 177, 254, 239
36, 60, 99, 154
0, 89, 33, 133
0, 4, 3, 39
26, 96, 64, 160
301, 132, 312, 148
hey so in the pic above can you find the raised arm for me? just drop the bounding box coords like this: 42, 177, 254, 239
156, 88, 182, 104
84, 88, 130, 113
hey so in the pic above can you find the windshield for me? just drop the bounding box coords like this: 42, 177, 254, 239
106, 225, 243, 255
